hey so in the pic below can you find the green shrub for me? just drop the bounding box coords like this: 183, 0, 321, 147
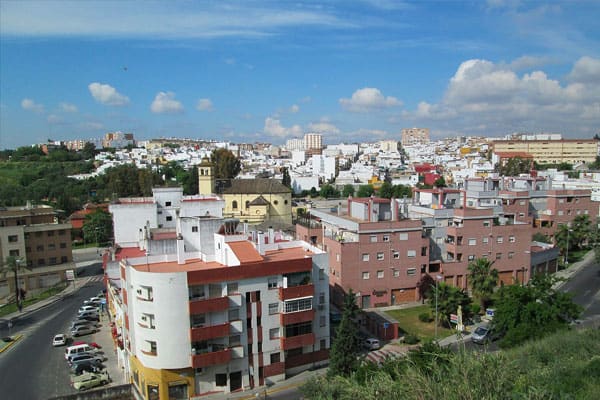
404, 334, 420, 345
470, 303, 481, 315
418, 312, 432, 322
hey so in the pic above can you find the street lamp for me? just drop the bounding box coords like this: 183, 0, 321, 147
434, 274, 443, 341
565, 228, 573, 266
14, 258, 23, 312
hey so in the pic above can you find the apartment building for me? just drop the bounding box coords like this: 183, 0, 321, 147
296, 197, 429, 309
303, 133, 323, 151
491, 138, 599, 164
401, 128, 430, 146
0, 204, 73, 299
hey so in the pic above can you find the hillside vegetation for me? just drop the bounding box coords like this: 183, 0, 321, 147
301, 328, 600, 400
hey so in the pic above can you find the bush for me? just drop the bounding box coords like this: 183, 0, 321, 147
470, 303, 481, 316
418, 312, 433, 322
404, 334, 420, 345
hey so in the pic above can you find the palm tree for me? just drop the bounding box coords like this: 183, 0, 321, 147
1, 256, 29, 309
468, 257, 499, 311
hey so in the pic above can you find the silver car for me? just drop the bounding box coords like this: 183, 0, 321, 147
71, 325, 96, 337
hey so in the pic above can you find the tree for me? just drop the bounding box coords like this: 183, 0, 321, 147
417, 274, 435, 304
320, 184, 339, 199
281, 167, 291, 188
82, 210, 113, 245
356, 184, 374, 198
210, 148, 241, 180
496, 157, 531, 176
392, 184, 412, 199
378, 181, 394, 198
341, 184, 354, 197
1, 256, 29, 309
434, 176, 447, 187
430, 282, 471, 327
468, 258, 499, 311
329, 289, 361, 377
532, 232, 551, 243
81, 142, 97, 160
491, 274, 581, 348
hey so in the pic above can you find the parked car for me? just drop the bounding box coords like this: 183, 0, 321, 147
363, 338, 381, 350
72, 370, 110, 391
69, 353, 104, 366
471, 325, 499, 344
78, 305, 99, 314
52, 334, 66, 347
77, 314, 100, 322
71, 320, 98, 331
84, 297, 102, 305
71, 325, 97, 337
72, 341, 102, 349
70, 361, 104, 375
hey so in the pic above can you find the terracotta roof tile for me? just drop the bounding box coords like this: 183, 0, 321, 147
228, 241, 263, 263
222, 178, 291, 194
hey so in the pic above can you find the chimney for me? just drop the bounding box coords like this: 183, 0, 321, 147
268, 226, 274, 244
257, 231, 265, 255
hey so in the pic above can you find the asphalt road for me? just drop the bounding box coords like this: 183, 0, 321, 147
560, 259, 600, 319
0, 278, 103, 399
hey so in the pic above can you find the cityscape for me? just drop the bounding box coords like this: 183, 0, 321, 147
1, 2, 600, 400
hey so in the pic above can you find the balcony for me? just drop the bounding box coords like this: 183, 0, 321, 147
190, 323, 230, 342
191, 348, 232, 368
285, 349, 329, 369
279, 284, 314, 301
280, 333, 315, 350
189, 296, 229, 314
281, 309, 315, 325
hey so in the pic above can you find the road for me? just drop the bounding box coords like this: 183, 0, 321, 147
560, 259, 600, 320
0, 270, 103, 399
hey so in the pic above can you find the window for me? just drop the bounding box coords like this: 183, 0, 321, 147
245, 201, 250, 209
228, 308, 239, 321
60, 242, 67, 249
393, 269, 400, 277
508, 252, 515, 259
558, 210, 564, 216
147, 340, 157, 355
407, 268, 417, 276
61, 256, 68, 263
47, 231, 54, 237
9, 250, 19, 257
284, 298, 312, 313
370, 235, 377, 243
269, 328, 280, 339
509, 235, 515, 243
496, 253, 502, 260
383, 235, 390, 242
320, 315, 326, 327
215, 374, 227, 387
407, 250, 416, 258
393, 251, 400, 259
336, 254, 340, 262
519, 200, 526, 205
362, 253, 370, 262
320, 339, 327, 350
232, 200, 238, 210
377, 270, 384, 279
38, 258, 45, 265
229, 334, 241, 346
270, 352, 281, 364
273, 200, 279, 205
166, 216, 173, 221
483, 220, 490, 227
319, 292, 325, 305
192, 226, 198, 232
377, 252, 384, 261
191, 314, 206, 328
36, 245, 44, 251
268, 277, 277, 289
227, 282, 238, 295
399, 233, 408, 241
468, 255, 475, 261
362, 271, 370, 280
49, 257, 57, 264
284, 199, 288, 205
468, 238, 477, 246
319, 269, 325, 280
59, 230, 66, 236
48, 243, 56, 250
165, 201, 172, 207
496, 236, 503, 244
284, 321, 312, 338
268, 303, 279, 315
482, 237, 489, 244
8, 235, 18, 243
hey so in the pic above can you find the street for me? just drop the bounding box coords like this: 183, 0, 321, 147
560, 259, 600, 320
0, 277, 104, 399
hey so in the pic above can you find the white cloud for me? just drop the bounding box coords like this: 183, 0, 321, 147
151, 92, 184, 114
47, 114, 62, 124
59, 102, 78, 113
567, 56, 600, 84
307, 121, 340, 134
289, 104, 300, 113
196, 98, 214, 112
21, 98, 44, 113
88, 83, 130, 106
80, 121, 104, 130
263, 117, 303, 138
339, 87, 402, 112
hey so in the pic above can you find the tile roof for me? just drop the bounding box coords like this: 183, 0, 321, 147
222, 178, 291, 194
249, 195, 270, 206
228, 241, 263, 263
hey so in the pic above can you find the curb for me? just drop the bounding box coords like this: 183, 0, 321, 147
0, 334, 23, 354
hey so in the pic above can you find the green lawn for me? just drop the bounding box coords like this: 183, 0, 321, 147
386, 305, 455, 341
0, 283, 67, 318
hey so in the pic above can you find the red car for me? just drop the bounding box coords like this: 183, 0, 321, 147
72, 341, 102, 349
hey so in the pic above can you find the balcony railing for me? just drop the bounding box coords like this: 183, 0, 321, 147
191, 348, 232, 368
281, 309, 315, 325
190, 323, 230, 342
189, 296, 229, 314
279, 284, 314, 301
280, 333, 315, 350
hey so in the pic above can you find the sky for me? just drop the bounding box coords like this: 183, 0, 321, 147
1, 0, 599, 150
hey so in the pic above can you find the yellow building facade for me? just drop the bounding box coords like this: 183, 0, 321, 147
492, 139, 598, 164
221, 179, 292, 225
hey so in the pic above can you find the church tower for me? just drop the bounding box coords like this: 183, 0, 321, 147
198, 156, 215, 195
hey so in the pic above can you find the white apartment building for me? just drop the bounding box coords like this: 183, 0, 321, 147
304, 133, 323, 150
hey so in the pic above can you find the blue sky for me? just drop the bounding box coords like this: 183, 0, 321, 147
1, 0, 599, 149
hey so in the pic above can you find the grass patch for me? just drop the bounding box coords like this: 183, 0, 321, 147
0, 283, 68, 318
386, 305, 454, 341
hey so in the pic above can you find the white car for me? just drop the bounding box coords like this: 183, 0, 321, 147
363, 338, 381, 350
78, 305, 99, 314
84, 297, 102, 305
53, 334, 67, 347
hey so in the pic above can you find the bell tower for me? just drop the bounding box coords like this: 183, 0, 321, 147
198, 156, 215, 195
